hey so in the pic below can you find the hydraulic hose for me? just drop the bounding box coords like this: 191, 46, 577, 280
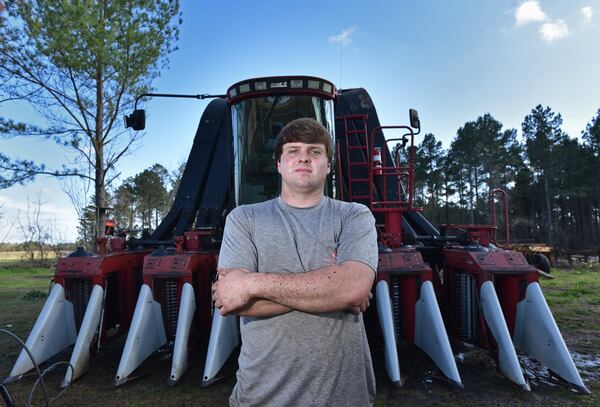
0, 328, 73, 406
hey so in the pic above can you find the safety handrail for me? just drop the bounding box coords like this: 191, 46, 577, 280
369, 126, 415, 212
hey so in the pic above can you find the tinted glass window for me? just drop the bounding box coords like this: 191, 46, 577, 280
231, 95, 334, 205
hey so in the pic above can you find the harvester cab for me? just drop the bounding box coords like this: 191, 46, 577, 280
8, 75, 590, 395
226, 76, 337, 204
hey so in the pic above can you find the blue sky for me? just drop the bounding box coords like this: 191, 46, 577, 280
1, 0, 599, 242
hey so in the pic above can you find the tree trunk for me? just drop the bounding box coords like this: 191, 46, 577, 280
444, 181, 450, 224
458, 183, 466, 224
430, 189, 436, 225
94, 3, 106, 241
543, 173, 552, 244
473, 168, 479, 224
592, 199, 600, 245
469, 179, 475, 225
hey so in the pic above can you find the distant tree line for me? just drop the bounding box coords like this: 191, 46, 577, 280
411, 105, 600, 251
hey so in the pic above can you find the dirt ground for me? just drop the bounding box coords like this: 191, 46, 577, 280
1, 267, 599, 406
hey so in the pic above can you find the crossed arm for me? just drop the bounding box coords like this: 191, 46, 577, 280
212, 261, 375, 317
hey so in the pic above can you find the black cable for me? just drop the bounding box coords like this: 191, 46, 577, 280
0, 382, 15, 407
28, 361, 74, 406
0, 328, 49, 406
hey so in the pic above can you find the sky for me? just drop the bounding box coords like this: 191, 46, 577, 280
1, 0, 599, 243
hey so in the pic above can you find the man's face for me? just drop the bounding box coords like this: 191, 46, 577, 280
277, 142, 330, 194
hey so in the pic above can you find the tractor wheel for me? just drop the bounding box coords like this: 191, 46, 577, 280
531, 253, 551, 274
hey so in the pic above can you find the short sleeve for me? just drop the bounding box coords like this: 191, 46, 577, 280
218, 206, 258, 272
336, 203, 378, 272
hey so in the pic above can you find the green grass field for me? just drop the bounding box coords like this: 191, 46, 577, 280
0, 266, 598, 406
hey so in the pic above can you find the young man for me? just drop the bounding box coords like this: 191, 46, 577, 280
213, 117, 378, 406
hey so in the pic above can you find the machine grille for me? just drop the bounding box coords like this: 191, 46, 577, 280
157, 279, 180, 339
65, 279, 93, 331
390, 276, 403, 341
455, 273, 478, 341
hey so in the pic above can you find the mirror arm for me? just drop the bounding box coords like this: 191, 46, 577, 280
133, 93, 226, 109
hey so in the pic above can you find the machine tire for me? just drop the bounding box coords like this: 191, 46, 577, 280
531, 253, 551, 274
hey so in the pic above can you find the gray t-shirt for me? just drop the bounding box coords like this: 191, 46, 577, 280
219, 196, 377, 407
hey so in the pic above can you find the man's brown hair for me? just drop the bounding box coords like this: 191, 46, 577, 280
275, 118, 334, 163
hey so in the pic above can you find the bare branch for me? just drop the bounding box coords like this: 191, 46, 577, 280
105, 132, 142, 174
67, 66, 93, 135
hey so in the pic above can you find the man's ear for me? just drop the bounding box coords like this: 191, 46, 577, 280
327, 161, 331, 174
276, 159, 282, 174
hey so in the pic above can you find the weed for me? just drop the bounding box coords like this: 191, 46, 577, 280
22, 289, 47, 300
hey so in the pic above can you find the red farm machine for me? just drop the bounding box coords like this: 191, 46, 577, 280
6, 75, 589, 394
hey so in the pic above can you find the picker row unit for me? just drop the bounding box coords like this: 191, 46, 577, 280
115, 230, 238, 386
6, 75, 589, 394
6, 237, 147, 387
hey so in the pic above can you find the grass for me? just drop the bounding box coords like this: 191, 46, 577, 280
543, 269, 600, 304
0, 266, 54, 371
538, 268, 600, 357
0, 265, 598, 406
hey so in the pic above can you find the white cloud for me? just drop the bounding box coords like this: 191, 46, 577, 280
328, 27, 357, 46
515, 1, 548, 25
512, 2, 570, 44
581, 6, 593, 25
539, 19, 570, 43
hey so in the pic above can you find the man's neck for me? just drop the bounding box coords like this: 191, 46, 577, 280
280, 188, 324, 208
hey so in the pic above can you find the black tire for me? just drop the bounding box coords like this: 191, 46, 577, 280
531, 253, 551, 274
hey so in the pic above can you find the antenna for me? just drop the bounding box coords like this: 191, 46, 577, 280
339, 36, 344, 90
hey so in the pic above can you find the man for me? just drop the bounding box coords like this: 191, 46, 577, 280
213, 117, 378, 406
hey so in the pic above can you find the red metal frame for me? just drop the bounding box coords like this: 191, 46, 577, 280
336, 142, 344, 201
142, 231, 218, 340
442, 247, 538, 350
440, 224, 497, 247
54, 237, 149, 345
336, 114, 371, 203
376, 248, 433, 344
336, 116, 423, 248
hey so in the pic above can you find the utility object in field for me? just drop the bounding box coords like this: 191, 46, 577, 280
9, 75, 589, 394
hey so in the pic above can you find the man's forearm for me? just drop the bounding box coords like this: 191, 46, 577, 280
231, 298, 292, 317
247, 262, 374, 314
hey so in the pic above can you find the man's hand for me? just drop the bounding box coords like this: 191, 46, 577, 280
349, 292, 372, 315
213, 267, 255, 315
